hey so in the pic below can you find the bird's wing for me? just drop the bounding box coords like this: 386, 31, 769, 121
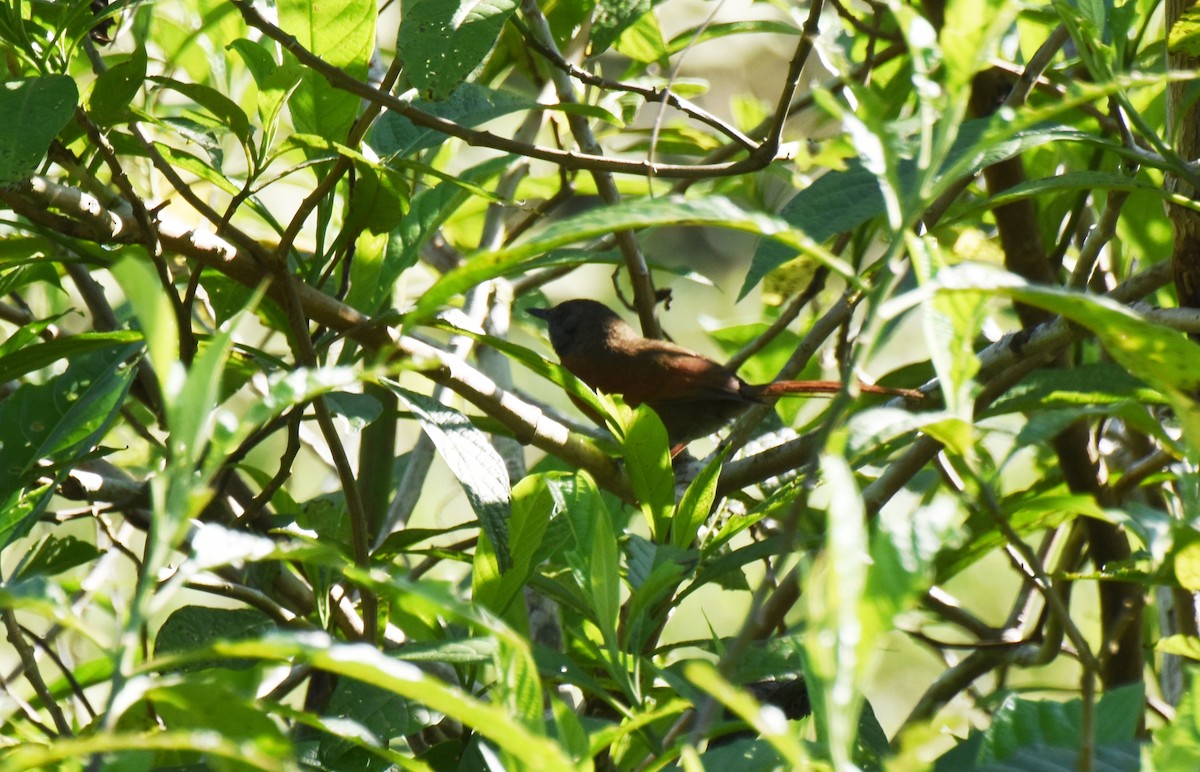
628, 348, 752, 405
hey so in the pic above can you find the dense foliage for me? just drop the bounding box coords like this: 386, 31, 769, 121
3, 0, 1200, 769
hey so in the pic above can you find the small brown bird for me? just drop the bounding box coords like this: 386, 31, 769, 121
529, 299, 919, 444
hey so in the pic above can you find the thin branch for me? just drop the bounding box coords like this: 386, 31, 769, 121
16, 624, 97, 720
512, 16, 756, 149
1068, 186, 1133, 288
759, 0, 827, 162
3, 610, 72, 736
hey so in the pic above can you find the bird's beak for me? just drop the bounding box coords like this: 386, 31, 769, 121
526, 307, 551, 321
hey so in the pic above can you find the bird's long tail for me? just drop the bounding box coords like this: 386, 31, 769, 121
756, 380, 923, 400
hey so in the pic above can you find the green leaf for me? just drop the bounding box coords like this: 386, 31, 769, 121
495, 635, 543, 735
865, 495, 965, 646
665, 20, 800, 54
1170, 7, 1200, 56
473, 474, 555, 616
0, 331, 143, 385
279, 0, 375, 140
168, 308, 242, 467
346, 157, 511, 312
206, 367, 365, 476
1157, 635, 1200, 659
371, 82, 526, 156
155, 606, 277, 670
914, 236, 985, 432
149, 75, 253, 148
228, 38, 303, 148
614, 9, 667, 64
110, 256, 179, 395
949, 170, 1187, 225
549, 692, 591, 764
622, 405, 674, 541
982, 363, 1166, 417
88, 49, 146, 126
623, 538, 690, 651
952, 684, 1144, 766
316, 678, 426, 767
0, 489, 54, 562
11, 535, 102, 581
588, 484, 622, 653
144, 680, 293, 757
0, 76, 78, 184
1177, 541, 1200, 591
345, 162, 410, 234
555, 472, 624, 670
941, 0, 1020, 92
0, 729, 293, 770
591, 0, 669, 55
741, 122, 1087, 298
934, 490, 1098, 580
397, 0, 518, 101
804, 451, 869, 770
387, 384, 513, 572
671, 447, 727, 549
151, 142, 241, 195
0, 343, 139, 541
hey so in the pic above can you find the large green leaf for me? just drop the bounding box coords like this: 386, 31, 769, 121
0, 331, 142, 385
371, 82, 526, 157
150, 76, 253, 148
671, 447, 727, 549
278, 0, 375, 140
473, 474, 554, 616
88, 49, 146, 126
1152, 667, 1200, 769
386, 384, 513, 572
803, 452, 871, 770
934, 684, 1144, 770
590, 0, 670, 54
11, 535, 102, 581
0, 76, 78, 183
156, 607, 277, 663
345, 157, 510, 313
0, 343, 139, 547
621, 405, 674, 541
397, 0, 518, 101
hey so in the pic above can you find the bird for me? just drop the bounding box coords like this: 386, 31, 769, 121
528, 299, 920, 445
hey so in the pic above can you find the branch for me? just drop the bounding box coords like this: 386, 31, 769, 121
512, 17, 757, 150
759, 0, 827, 161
